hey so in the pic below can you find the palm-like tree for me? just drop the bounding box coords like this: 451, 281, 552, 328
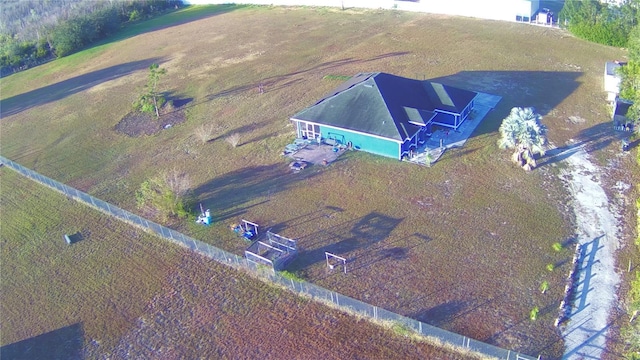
498, 107, 547, 171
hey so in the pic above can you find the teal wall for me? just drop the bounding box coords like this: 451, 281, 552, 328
321, 126, 400, 159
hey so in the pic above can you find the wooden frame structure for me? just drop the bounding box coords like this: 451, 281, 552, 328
245, 231, 298, 271
325, 252, 347, 274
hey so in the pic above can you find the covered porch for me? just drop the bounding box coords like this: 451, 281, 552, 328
406, 92, 501, 166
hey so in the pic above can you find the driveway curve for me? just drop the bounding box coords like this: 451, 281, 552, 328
553, 144, 622, 360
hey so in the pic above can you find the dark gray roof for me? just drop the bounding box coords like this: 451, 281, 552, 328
292, 72, 477, 141
614, 98, 633, 118
606, 61, 626, 76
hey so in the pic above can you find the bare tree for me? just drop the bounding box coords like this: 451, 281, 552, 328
225, 132, 241, 148
163, 168, 191, 197
194, 124, 215, 144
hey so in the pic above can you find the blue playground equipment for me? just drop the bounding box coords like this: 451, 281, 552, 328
232, 219, 259, 241
196, 204, 212, 225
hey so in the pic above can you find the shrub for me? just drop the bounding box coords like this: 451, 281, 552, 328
540, 281, 550, 294
530, 306, 539, 321
546, 263, 555, 272
136, 171, 193, 221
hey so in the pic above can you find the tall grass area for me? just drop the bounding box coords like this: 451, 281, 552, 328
0, 167, 185, 353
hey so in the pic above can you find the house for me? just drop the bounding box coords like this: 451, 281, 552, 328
390, 0, 540, 23
187, 1, 540, 24
290, 72, 477, 160
536, 8, 553, 25
604, 61, 626, 102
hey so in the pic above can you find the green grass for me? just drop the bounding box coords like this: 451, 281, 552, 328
0, 5, 631, 358
323, 74, 352, 81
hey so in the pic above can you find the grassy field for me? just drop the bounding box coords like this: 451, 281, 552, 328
1, 4, 636, 358
0, 167, 485, 359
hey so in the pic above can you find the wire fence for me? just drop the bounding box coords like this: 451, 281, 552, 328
1, 156, 537, 360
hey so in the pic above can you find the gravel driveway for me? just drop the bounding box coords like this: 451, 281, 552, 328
550, 143, 623, 360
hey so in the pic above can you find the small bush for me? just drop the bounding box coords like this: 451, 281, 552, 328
540, 281, 549, 294
279, 270, 304, 282
546, 263, 555, 272
530, 306, 539, 321
552, 242, 563, 252
136, 171, 193, 221
390, 322, 412, 337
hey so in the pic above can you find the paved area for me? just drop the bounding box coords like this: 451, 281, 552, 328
554, 144, 622, 360
285, 142, 346, 165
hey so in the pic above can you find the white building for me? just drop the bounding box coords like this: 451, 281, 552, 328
184, 0, 542, 23
395, 0, 540, 23
604, 61, 626, 102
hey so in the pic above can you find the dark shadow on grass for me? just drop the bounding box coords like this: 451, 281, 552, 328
106, 5, 245, 44
192, 163, 319, 223
208, 123, 265, 144
428, 70, 582, 139
538, 122, 631, 168
268, 206, 345, 234
1, 58, 162, 117
288, 212, 403, 272
347, 232, 431, 273
1, 322, 84, 360
412, 301, 468, 327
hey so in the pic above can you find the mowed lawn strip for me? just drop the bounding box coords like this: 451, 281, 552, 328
0, 5, 627, 358
1, 168, 485, 359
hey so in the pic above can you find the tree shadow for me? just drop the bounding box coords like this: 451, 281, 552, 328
268, 206, 345, 234
208, 122, 266, 144
159, 90, 194, 110
1, 322, 84, 360
427, 70, 582, 139
288, 211, 403, 271
191, 163, 319, 222
1, 58, 162, 117
411, 300, 469, 327
537, 121, 629, 167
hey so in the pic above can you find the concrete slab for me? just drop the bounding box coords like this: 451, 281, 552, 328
286, 143, 346, 165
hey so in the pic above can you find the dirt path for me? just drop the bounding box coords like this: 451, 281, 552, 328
551, 143, 622, 359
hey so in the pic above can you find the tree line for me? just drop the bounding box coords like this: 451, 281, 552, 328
0, 0, 182, 76
559, 1, 639, 129
559, 0, 639, 47
619, 26, 640, 126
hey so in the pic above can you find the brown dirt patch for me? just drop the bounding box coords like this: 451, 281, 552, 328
115, 108, 186, 137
